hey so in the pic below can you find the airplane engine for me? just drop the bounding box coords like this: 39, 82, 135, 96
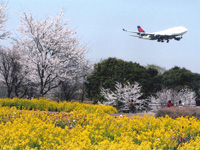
174, 37, 182, 41
140, 32, 145, 36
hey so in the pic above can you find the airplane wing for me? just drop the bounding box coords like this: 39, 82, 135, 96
130, 35, 141, 37
122, 29, 154, 35
122, 29, 139, 34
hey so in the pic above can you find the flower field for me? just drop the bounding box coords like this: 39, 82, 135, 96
0, 97, 117, 113
0, 98, 200, 149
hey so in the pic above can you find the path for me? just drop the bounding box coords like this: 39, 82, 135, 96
109, 112, 156, 117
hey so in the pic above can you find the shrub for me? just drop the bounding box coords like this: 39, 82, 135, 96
0, 97, 118, 114
155, 107, 200, 119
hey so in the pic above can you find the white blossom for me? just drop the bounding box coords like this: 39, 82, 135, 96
150, 88, 196, 107
13, 11, 87, 96
101, 82, 143, 110
0, 1, 9, 39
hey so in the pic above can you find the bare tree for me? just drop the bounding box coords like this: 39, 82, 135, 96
0, 1, 9, 40
14, 11, 87, 97
54, 60, 93, 101
0, 48, 26, 97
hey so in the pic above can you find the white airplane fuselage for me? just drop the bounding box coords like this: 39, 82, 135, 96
140, 26, 188, 40
123, 26, 188, 43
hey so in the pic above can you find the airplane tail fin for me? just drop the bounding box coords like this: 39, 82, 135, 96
137, 26, 145, 32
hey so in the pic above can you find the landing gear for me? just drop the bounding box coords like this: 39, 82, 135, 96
157, 39, 164, 42
157, 39, 169, 43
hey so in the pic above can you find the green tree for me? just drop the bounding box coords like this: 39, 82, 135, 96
146, 64, 166, 75
85, 57, 159, 103
190, 73, 200, 97
161, 66, 199, 92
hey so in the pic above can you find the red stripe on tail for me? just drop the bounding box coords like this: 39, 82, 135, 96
137, 26, 145, 32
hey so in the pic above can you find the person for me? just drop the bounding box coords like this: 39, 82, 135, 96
167, 100, 173, 107
128, 100, 136, 113
178, 100, 184, 107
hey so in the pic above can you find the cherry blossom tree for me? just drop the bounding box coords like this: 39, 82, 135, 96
101, 82, 146, 111
53, 60, 93, 101
150, 88, 196, 110
14, 11, 87, 97
0, 1, 9, 40
176, 88, 196, 106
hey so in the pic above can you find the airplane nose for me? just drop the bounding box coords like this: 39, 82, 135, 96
181, 27, 188, 33
183, 27, 188, 32
185, 29, 188, 34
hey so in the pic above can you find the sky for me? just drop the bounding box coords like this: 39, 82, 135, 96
1, 0, 200, 73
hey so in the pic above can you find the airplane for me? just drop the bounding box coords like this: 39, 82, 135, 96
122, 26, 188, 43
